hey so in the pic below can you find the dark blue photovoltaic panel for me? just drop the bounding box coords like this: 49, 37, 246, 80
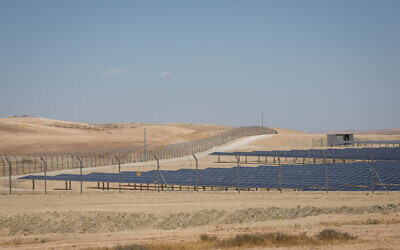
19, 161, 400, 191
356, 140, 400, 145
209, 147, 400, 161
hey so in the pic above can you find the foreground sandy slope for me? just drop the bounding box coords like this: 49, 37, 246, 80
0, 117, 230, 155
1, 125, 400, 249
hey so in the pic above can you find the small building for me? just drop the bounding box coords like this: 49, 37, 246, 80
327, 134, 354, 147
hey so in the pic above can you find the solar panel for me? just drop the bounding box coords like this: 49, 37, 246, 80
210, 147, 400, 161
19, 161, 400, 191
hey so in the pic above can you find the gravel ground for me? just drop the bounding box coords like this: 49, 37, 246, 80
1, 203, 399, 236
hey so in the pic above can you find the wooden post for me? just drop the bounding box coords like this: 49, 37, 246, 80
193, 154, 198, 192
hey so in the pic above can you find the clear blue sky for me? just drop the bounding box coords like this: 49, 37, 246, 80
1, 0, 399, 132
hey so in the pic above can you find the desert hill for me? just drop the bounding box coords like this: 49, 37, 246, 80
0, 117, 230, 155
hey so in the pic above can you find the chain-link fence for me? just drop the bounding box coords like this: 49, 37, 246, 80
1, 126, 276, 176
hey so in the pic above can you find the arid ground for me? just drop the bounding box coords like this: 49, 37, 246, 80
1, 118, 400, 249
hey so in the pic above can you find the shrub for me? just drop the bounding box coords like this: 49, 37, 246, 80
315, 229, 356, 241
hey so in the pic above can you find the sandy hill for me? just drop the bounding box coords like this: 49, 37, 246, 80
0, 117, 230, 155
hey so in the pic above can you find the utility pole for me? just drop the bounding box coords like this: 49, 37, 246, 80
144, 128, 147, 162
261, 113, 264, 130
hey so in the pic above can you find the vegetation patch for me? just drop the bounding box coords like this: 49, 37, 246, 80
94, 229, 356, 250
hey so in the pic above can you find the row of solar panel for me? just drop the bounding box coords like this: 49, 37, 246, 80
355, 140, 400, 145
210, 147, 400, 161
19, 161, 400, 191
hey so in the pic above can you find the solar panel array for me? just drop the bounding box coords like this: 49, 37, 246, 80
210, 147, 400, 161
355, 140, 400, 145
20, 161, 400, 191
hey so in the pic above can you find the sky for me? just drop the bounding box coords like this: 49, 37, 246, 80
0, 0, 399, 132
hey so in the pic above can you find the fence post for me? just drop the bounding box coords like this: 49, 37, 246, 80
21, 157, 25, 174
5, 157, 12, 194
77, 156, 83, 194
2, 157, 4, 177
277, 155, 282, 193
370, 155, 375, 195
323, 152, 328, 193
155, 155, 160, 192
234, 155, 240, 193
15, 157, 18, 175
40, 157, 47, 194
115, 155, 121, 193
193, 154, 198, 192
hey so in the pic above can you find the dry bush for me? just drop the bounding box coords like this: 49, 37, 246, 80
217, 232, 314, 248
314, 229, 356, 241
90, 229, 357, 250
113, 245, 148, 250
91, 245, 148, 250
200, 234, 217, 242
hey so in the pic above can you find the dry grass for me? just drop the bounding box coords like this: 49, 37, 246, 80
92, 229, 356, 250
0, 236, 49, 246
